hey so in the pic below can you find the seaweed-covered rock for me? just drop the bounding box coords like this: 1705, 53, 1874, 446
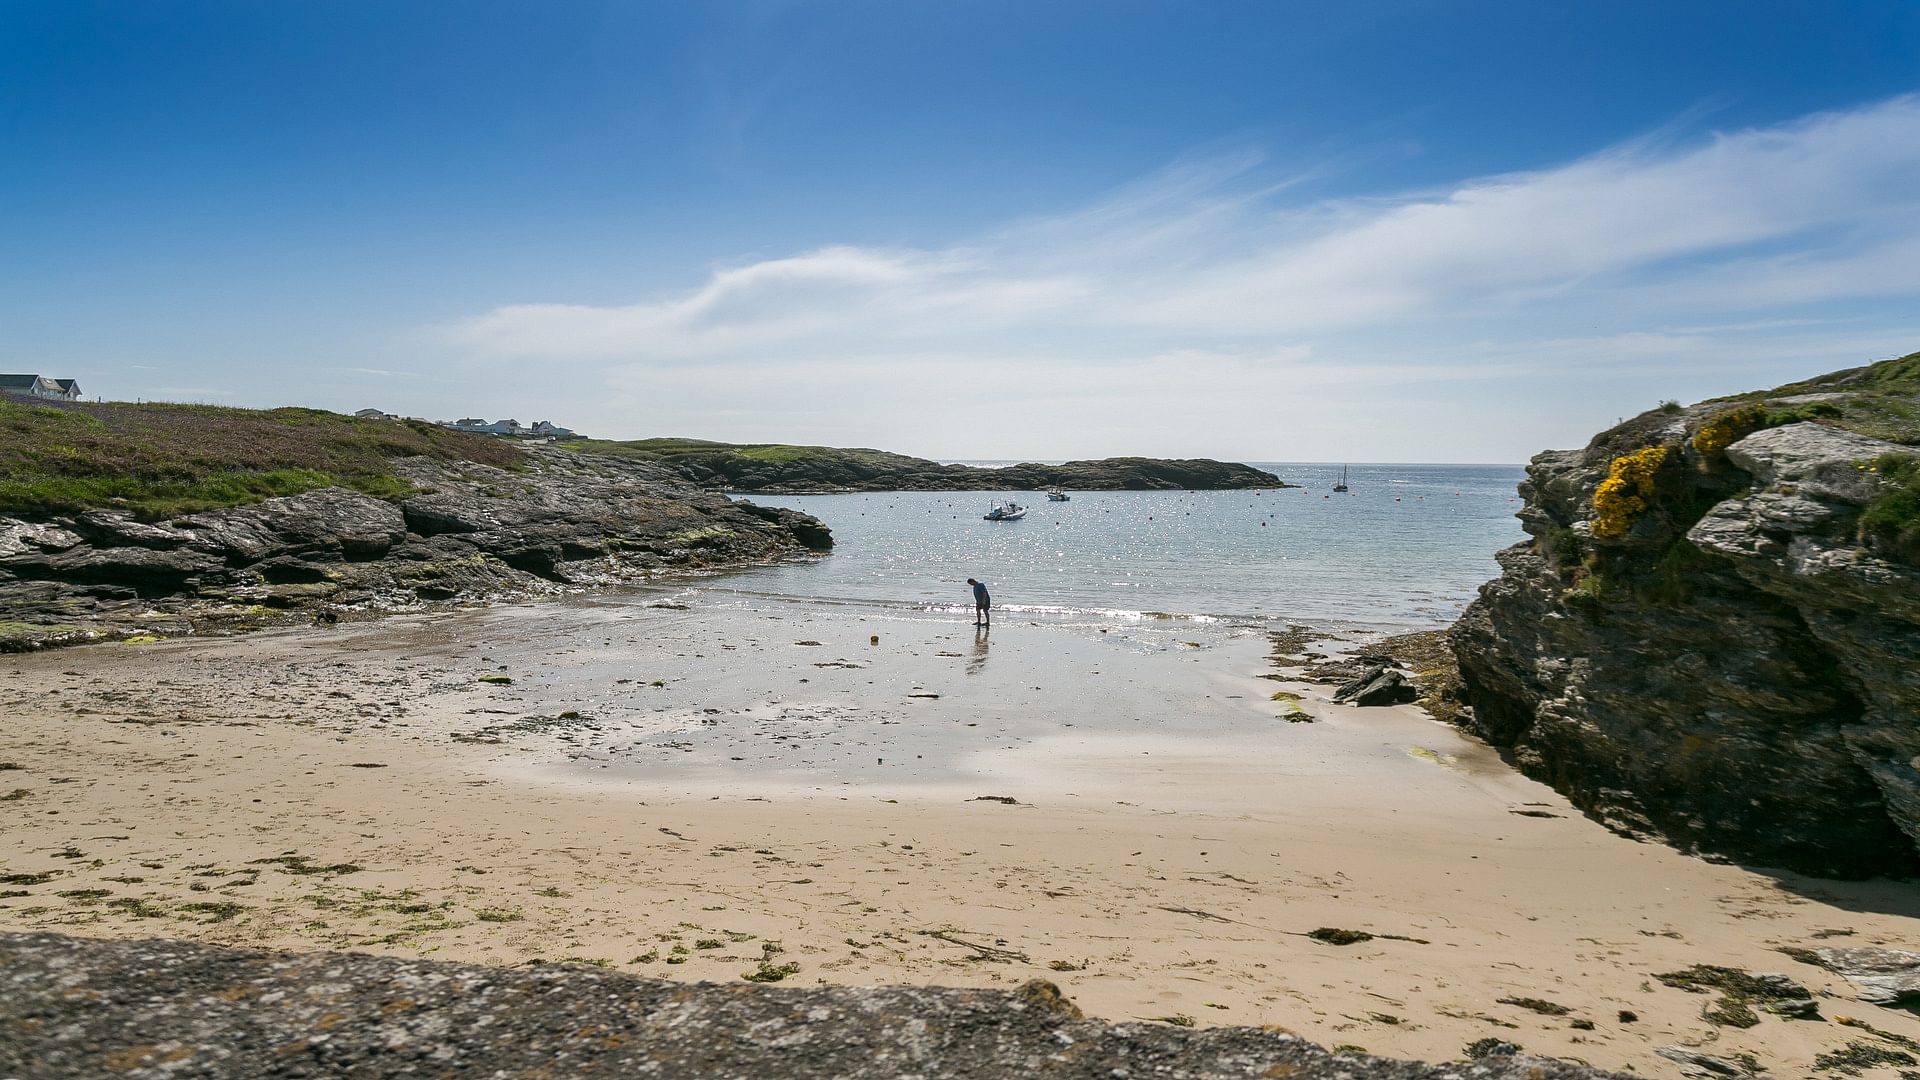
0, 932, 1626, 1080
1451, 353, 1920, 877
1333, 665, 1418, 706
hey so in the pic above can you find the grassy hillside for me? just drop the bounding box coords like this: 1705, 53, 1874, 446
0, 398, 522, 520
1706, 348, 1920, 445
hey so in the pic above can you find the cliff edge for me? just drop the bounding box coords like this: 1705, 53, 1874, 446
1451, 352, 1920, 878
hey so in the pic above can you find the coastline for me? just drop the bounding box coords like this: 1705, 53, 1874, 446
3, 590, 1916, 1075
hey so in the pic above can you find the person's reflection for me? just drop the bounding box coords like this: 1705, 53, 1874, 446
966, 624, 990, 675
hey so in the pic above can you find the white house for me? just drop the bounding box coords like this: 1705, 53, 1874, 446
438, 416, 581, 438
0, 374, 82, 401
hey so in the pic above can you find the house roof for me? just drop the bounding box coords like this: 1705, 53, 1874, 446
52, 379, 80, 392
0, 374, 45, 389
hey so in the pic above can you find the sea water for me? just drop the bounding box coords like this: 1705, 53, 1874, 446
697, 463, 1527, 631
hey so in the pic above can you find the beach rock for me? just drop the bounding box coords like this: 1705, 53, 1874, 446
0, 446, 831, 651
0, 932, 1627, 1080
1451, 353, 1920, 878
1809, 946, 1920, 1006
1655, 1047, 1746, 1077
1334, 665, 1418, 706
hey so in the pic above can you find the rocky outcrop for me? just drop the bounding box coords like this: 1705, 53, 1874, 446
1451, 355, 1920, 878
0, 932, 1623, 1079
0, 447, 829, 651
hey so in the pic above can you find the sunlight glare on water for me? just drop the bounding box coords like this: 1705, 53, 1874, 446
715, 463, 1527, 630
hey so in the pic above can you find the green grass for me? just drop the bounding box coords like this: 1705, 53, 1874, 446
1861, 454, 1920, 533
0, 398, 522, 519
1704, 349, 1920, 446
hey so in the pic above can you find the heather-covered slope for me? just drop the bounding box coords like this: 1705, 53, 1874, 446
0, 398, 524, 519
0, 403, 828, 651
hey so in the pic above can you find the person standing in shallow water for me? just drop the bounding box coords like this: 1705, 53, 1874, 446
966, 578, 991, 627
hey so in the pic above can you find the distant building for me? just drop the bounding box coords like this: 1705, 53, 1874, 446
436, 416, 583, 439
354, 407, 398, 420
0, 374, 82, 401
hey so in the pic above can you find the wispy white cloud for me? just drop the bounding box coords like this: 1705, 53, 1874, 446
441, 95, 1920, 458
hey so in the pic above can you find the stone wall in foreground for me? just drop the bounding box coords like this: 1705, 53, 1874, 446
0, 932, 1620, 1079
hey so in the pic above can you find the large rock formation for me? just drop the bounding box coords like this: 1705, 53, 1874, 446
1452, 353, 1920, 878
0, 446, 829, 651
0, 932, 1622, 1079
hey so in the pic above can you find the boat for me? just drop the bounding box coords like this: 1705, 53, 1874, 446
1046, 489, 1070, 501
983, 501, 1027, 521
1332, 465, 1349, 493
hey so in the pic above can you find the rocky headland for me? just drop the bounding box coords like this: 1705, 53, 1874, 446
0, 399, 830, 652
562, 437, 1289, 493
1451, 352, 1920, 878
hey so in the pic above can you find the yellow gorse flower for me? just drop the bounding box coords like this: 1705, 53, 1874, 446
1592, 446, 1669, 538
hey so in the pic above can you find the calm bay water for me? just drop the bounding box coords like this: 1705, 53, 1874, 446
707, 463, 1527, 631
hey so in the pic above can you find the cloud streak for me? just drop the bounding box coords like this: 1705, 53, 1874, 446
442, 96, 1920, 458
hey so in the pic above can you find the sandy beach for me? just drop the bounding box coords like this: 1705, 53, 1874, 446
3, 590, 1917, 1077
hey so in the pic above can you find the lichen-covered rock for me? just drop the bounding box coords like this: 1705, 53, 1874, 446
1451, 353, 1920, 878
1804, 946, 1920, 1006
0, 447, 830, 650
0, 932, 1625, 1080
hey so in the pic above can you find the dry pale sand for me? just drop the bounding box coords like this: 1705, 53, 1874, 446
3, 590, 1917, 1077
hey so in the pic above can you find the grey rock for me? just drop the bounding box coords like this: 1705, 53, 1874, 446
1811, 946, 1920, 1006
73, 509, 192, 549
0, 932, 1625, 1080
40, 543, 227, 585
179, 488, 410, 562
0, 520, 84, 557
1655, 1047, 1745, 1077
1451, 359, 1920, 878
1334, 665, 1418, 706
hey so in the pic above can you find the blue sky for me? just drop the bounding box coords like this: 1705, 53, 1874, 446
4, 1, 1918, 462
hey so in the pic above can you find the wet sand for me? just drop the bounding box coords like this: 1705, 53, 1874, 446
3, 590, 1917, 1076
